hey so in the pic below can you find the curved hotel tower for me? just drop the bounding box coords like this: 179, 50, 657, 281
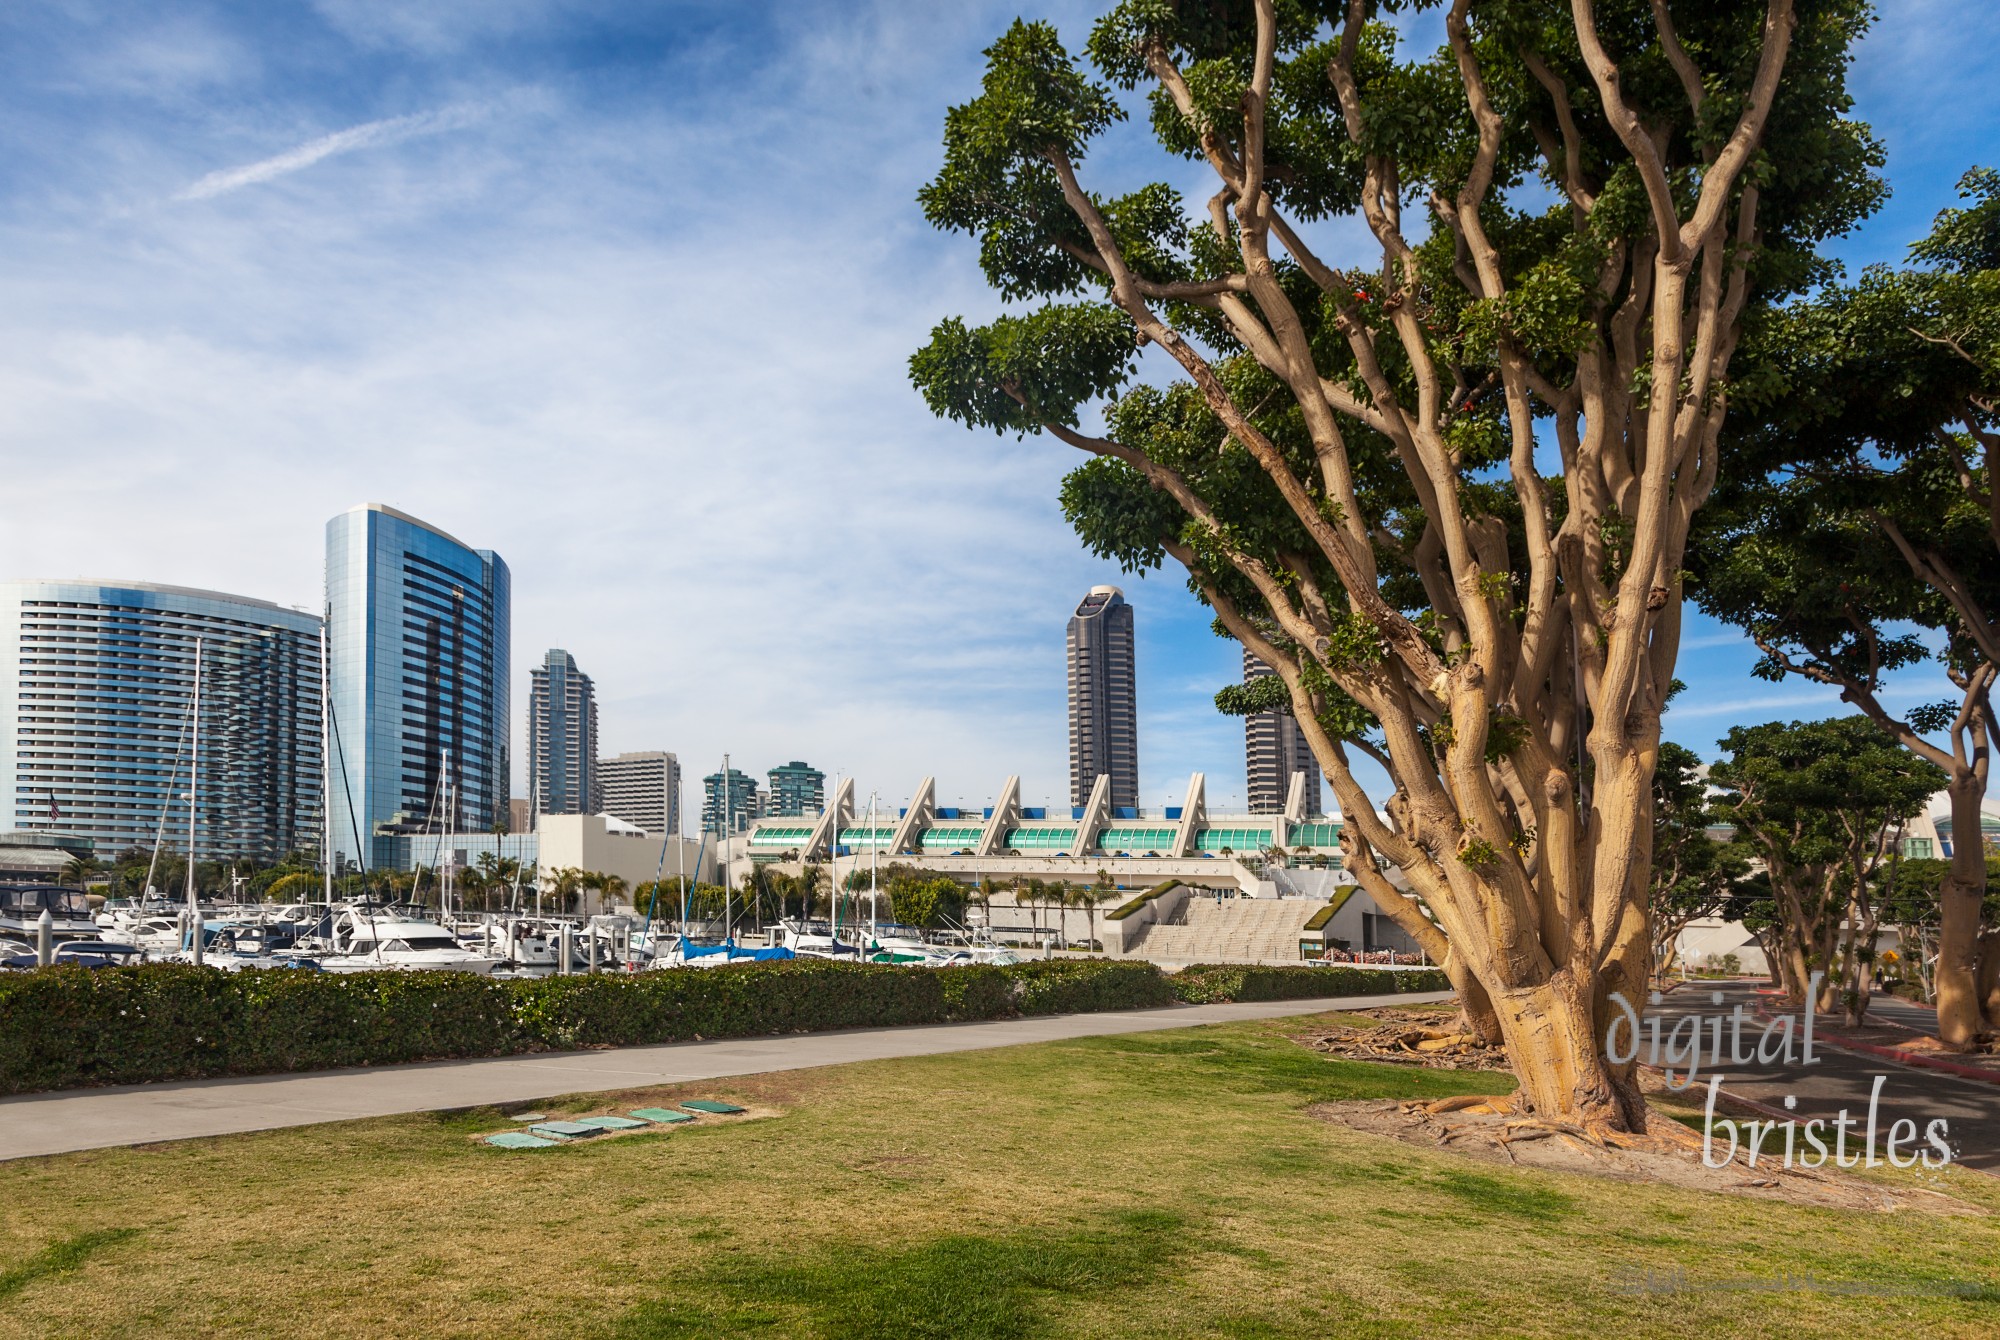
0, 579, 323, 861
326, 505, 509, 871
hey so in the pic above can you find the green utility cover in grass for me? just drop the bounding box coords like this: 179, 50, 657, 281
530, 1121, 601, 1139
485, 1132, 559, 1149
679, 1100, 745, 1114
629, 1108, 695, 1124
574, 1115, 648, 1130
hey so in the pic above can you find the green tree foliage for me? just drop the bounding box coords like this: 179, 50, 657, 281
1876, 855, 2000, 1005
888, 875, 967, 930
1648, 742, 1751, 976
1709, 717, 1945, 1023
911, 0, 1881, 1130
1694, 166, 2000, 1046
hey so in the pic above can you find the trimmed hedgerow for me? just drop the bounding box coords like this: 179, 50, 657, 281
1169, 964, 1451, 1005
1005, 959, 1177, 1014
0, 956, 1176, 1096
512, 960, 957, 1050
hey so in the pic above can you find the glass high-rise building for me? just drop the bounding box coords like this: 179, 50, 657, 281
527, 648, 598, 823
326, 505, 509, 871
765, 760, 824, 817
1242, 649, 1323, 815
0, 579, 323, 862
702, 766, 759, 836
1066, 585, 1138, 811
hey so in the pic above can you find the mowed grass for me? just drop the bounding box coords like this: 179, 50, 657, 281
1, 1013, 1997, 1339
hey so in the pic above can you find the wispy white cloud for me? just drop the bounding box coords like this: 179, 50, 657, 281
174, 102, 492, 201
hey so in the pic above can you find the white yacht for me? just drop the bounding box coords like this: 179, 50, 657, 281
0, 885, 99, 945
315, 909, 499, 974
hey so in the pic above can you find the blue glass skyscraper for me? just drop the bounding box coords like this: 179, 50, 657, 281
325, 505, 509, 871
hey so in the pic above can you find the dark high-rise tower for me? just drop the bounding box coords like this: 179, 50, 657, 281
1067, 585, 1138, 810
1242, 649, 1323, 816
527, 648, 599, 823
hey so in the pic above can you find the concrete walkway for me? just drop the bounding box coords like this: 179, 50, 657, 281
0, 991, 1450, 1161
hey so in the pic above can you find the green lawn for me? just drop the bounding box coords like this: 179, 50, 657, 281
3, 1012, 1997, 1338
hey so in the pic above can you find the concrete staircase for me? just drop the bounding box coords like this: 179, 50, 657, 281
1125, 896, 1318, 965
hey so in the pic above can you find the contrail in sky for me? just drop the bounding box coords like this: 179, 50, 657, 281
176, 102, 487, 201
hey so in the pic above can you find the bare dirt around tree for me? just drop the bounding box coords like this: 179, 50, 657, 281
1309, 1090, 1986, 1216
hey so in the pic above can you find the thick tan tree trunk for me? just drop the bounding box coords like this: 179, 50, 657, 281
1485, 973, 1634, 1131
1936, 775, 1991, 1050
1976, 930, 1999, 1029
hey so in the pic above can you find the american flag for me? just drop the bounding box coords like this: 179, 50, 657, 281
46, 790, 61, 822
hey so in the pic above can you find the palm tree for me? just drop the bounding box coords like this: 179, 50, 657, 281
598, 874, 629, 912
545, 866, 585, 915
975, 877, 996, 939
58, 855, 101, 888
1083, 870, 1117, 952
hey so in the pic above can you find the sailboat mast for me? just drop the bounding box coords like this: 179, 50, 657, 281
869, 789, 878, 937
828, 770, 838, 944
321, 621, 333, 908
732, 756, 740, 944
442, 746, 454, 918
722, 751, 731, 942
676, 767, 686, 935
186, 637, 202, 965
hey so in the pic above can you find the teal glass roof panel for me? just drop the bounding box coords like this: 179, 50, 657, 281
1288, 822, 1344, 848
836, 827, 897, 845
1001, 827, 1078, 849
1096, 826, 1177, 850
749, 825, 816, 846
1193, 827, 1278, 852
919, 825, 987, 848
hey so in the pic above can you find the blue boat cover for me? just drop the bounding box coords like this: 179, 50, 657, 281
677, 939, 795, 962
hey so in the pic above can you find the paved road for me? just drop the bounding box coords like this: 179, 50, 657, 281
0, 991, 1450, 1162
1650, 983, 2000, 1173
1862, 992, 1952, 1034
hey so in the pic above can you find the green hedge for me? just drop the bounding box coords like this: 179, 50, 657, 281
1169, 963, 1451, 1005
0, 957, 1177, 1096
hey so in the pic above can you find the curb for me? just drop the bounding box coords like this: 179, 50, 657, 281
1808, 1029, 2000, 1089
1740, 998, 2000, 1089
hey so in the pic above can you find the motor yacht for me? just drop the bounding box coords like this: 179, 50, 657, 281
315, 909, 499, 974
0, 884, 100, 947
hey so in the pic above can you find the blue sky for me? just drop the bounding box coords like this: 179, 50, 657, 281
0, 1, 1994, 820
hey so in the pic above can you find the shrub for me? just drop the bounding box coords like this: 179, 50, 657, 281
513, 960, 956, 1049
1003, 959, 1177, 1014
1170, 964, 1451, 1005
0, 957, 1180, 1096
